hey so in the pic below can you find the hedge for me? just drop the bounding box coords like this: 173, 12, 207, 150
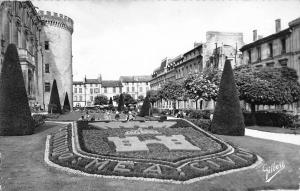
243, 111, 294, 127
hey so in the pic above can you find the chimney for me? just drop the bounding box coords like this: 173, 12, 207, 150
253, 30, 257, 41
275, 19, 281, 33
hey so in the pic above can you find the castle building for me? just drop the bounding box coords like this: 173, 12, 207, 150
240, 17, 300, 112
150, 31, 244, 110
0, 1, 73, 111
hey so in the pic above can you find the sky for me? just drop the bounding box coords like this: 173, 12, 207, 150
32, 0, 300, 81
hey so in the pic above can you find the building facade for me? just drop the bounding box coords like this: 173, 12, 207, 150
0, 1, 42, 107
73, 77, 123, 107
150, 31, 244, 110
240, 18, 300, 111
119, 75, 151, 99
0, 1, 73, 111
73, 75, 151, 107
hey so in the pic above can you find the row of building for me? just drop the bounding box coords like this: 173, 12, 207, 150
149, 17, 300, 112
73, 75, 151, 107
0, 1, 73, 111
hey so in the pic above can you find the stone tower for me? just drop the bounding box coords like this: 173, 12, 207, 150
38, 10, 73, 111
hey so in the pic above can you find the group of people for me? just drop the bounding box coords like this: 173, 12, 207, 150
78, 108, 137, 122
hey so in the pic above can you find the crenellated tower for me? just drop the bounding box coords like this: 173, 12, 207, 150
38, 10, 73, 111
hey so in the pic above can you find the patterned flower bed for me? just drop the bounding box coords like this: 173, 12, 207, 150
45, 120, 262, 183
78, 120, 224, 162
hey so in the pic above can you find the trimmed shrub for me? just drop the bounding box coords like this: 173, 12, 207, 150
243, 111, 294, 127
187, 110, 211, 119
0, 44, 34, 136
211, 60, 245, 136
187, 118, 211, 131
48, 79, 62, 114
139, 95, 151, 117
117, 93, 125, 111
32, 114, 46, 128
63, 92, 71, 112
159, 115, 167, 121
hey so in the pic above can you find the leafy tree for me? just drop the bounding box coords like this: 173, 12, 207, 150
234, 65, 300, 123
63, 92, 71, 112
147, 90, 160, 107
113, 94, 120, 104
123, 93, 136, 107
94, 94, 108, 105
159, 81, 185, 111
211, 60, 245, 136
117, 93, 125, 111
137, 95, 145, 103
0, 44, 34, 135
139, 95, 151, 117
48, 79, 62, 114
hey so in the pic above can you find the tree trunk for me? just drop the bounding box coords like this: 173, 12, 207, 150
250, 103, 256, 125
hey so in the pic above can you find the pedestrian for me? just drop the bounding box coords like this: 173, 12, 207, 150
115, 111, 120, 121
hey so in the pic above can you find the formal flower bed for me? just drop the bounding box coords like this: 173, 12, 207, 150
45, 120, 262, 183
78, 120, 224, 162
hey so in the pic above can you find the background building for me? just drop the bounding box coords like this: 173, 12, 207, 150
73, 77, 123, 107
0, 1, 73, 111
119, 75, 151, 99
150, 31, 244, 110
240, 17, 300, 112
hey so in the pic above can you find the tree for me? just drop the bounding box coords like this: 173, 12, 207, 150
184, 69, 221, 104
0, 44, 34, 135
147, 90, 160, 107
234, 64, 300, 123
123, 93, 136, 107
48, 79, 62, 114
211, 60, 245, 136
159, 81, 185, 111
94, 94, 108, 105
109, 97, 113, 105
117, 93, 125, 111
139, 95, 151, 117
113, 95, 120, 104
63, 92, 71, 112
137, 95, 145, 103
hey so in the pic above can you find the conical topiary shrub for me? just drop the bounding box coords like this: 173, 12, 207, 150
139, 95, 151, 117
63, 92, 71, 112
0, 44, 34, 136
211, 60, 245, 136
117, 93, 124, 111
48, 79, 62, 114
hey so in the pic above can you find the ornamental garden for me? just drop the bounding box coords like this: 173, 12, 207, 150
46, 119, 260, 183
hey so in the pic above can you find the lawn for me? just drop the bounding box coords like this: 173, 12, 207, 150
0, 122, 299, 191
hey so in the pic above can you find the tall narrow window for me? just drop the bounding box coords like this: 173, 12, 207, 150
257, 47, 261, 61
104, 87, 107, 93
269, 43, 273, 58
126, 87, 129, 92
45, 82, 50, 92
281, 39, 286, 54
74, 88, 77, 93
139, 87, 143, 92
113, 87, 116, 93
45, 41, 49, 50
45, 63, 50, 73
90, 88, 93, 94
119, 87, 122, 93
132, 87, 135, 92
